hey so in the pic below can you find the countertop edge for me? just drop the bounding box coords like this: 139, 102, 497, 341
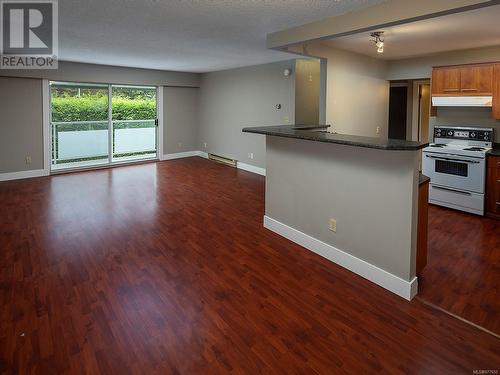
243, 127, 428, 151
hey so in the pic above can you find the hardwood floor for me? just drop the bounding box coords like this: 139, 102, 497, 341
419, 205, 500, 335
0, 158, 499, 374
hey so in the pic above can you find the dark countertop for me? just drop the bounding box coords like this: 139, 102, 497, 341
242, 125, 428, 151
419, 173, 430, 186
487, 145, 500, 157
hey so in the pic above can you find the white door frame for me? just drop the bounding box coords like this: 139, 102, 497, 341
157, 86, 164, 158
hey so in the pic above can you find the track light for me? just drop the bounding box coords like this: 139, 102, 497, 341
370, 32, 384, 54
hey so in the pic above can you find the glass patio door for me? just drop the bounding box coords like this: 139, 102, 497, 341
111, 85, 157, 162
50, 82, 110, 170
50, 82, 158, 171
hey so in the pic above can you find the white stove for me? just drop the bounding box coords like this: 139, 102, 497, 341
422, 126, 493, 215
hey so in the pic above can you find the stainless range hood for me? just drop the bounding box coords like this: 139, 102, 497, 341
431, 96, 493, 107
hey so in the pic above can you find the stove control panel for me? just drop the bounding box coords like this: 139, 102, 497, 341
434, 127, 493, 142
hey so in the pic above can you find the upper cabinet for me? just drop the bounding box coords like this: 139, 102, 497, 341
432, 62, 499, 119
493, 64, 500, 119
432, 67, 461, 95
460, 65, 493, 95
432, 64, 493, 96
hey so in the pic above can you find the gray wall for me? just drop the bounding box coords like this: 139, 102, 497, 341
0, 61, 200, 87
308, 44, 390, 138
198, 60, 296, 168
0, 61, 201, 175
295, 59, 320, 124
0, 77, 44, 173
266, 136, 419, 280
164, 87, 199, 154
387, 46, 500, 81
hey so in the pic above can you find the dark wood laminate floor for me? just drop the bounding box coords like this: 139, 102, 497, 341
419, 205, 500, 335
0, 158, 499, 374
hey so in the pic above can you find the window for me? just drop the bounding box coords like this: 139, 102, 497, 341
50, 82, 158, 170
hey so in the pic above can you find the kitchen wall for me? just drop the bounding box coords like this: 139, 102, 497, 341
197, 60, 296, 169
0, 77, 44, 174
430, 107, 500, 143
387, 46, 500, 81
295, 58, 320, 124
306, 43, 390, 138
387, 46, 500, 142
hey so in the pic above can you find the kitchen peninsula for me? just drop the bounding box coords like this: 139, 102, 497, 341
243, 125, 428, 300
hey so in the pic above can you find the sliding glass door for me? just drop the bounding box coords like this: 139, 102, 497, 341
50, 82, 158, 171
112, 86, 157, 162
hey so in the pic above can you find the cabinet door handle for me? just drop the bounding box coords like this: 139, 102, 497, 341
443, 88, 459, 92
461, 88, 478, 91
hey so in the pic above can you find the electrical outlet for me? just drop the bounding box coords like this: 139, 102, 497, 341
25, 155, 31, 165
376, 126, 381, 135
203, 142, 207, 149
177, 142, 183, 148
329, 218, 337, 233
284, 116, 289, 123
248, 153, 254, 160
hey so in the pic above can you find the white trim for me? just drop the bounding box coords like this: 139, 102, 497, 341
157, 86, 164, 158
160, 151, 200, 161
263, 215, 418, 300
42, 79, 51, 176
0, 169, 46, 182
197, 151, 209, 159
237, 161, 266, 176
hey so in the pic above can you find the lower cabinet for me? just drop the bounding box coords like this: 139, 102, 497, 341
486, 155, 500, 219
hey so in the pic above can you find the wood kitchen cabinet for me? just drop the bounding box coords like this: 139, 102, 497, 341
432, 66, 461, 95
486, 154, 500, 219
460, 64, 493, 95
432, 64, 493, 96
493, 64, 500, 119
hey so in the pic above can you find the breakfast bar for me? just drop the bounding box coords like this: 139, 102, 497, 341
243, 125, 428, 300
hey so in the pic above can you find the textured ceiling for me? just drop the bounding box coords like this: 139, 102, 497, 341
58, 0, 385, 72
323, 4, 500, 60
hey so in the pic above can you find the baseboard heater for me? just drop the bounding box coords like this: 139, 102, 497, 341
208, 153, 237, 167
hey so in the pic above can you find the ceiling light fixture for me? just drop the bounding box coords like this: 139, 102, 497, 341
370, 31, 385, 54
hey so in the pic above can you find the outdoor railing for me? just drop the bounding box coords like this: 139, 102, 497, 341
51, 119, 156, 165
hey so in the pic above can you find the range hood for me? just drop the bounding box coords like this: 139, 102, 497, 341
432, 96, 492, 107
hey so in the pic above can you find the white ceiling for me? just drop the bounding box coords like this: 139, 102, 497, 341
58, 0, 384, 72
323, 5, 500, 60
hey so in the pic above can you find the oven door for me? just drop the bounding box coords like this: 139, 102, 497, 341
422, 152, 485, 193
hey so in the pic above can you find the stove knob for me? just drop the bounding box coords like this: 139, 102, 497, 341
470, 132, 476, 138
484, 134, 489, 140
447, 131, 453, 136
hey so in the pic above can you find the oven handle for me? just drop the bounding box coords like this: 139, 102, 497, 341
425, 154, 481, 164
431, 185, 472, 196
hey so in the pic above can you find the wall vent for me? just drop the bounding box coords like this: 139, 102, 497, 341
208, 153, 237, 167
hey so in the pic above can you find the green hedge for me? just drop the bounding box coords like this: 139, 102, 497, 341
51, 95, 156, 122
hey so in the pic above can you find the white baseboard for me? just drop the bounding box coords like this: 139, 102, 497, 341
0, 169, 47, 182
237, 161, 266, 176
263, 215, 418, 301
197, 151, 209, 159
160, 151, 200, 161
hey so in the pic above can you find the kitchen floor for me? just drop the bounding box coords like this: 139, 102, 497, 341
419, 205, 500, 335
